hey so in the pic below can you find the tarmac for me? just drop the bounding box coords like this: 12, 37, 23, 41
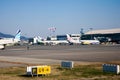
0, 44, 120, 67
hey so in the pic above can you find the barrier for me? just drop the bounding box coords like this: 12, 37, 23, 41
103, 64, 120, 74
27, 65, 51, 76
61, 61, 74, 69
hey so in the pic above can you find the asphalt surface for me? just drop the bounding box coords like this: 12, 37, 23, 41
0, 44, 120, 67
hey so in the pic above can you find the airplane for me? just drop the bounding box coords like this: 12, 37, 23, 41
80, 40, 100, 45
43, 40, 68, 45
66, 34, 100, 45
0, 30, 21, 50
33, 36, 69, 45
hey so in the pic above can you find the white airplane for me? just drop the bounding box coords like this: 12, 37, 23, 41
66, 34, 100, 45
0, 30, 21, 50
34, 36, 68, 45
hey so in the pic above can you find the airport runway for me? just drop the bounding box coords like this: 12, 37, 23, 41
0, 44, 120, 67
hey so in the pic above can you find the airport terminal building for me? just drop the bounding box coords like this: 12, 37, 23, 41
81, 28, 120, 44
47, 34, 80, 41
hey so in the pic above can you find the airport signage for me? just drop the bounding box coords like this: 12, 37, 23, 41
61, 61, 74, 69
27, 65, 51, 76
103, 64, 120, 74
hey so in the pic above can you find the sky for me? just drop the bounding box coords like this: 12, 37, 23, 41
0, 0, 120, 37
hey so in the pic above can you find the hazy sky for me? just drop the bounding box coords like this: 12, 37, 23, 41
0, 0, 120, 37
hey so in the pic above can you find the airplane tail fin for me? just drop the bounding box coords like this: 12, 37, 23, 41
15, 29, 21, 41
66, 34, 71, 41
66, 34, 73, 43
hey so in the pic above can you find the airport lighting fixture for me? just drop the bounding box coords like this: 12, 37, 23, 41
90, 28, 93, 40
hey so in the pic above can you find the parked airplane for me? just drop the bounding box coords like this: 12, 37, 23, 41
81, 40, 100, 45
0, 30, 21, 50
33, 36, 69, 45
66, 34, 100, 45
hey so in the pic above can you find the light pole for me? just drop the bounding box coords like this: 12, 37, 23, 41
48, 27, 56, 37
80, 28, 84, 35
90, 28, 93, 40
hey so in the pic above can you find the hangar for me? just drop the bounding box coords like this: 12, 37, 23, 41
81, 28, 120, 44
